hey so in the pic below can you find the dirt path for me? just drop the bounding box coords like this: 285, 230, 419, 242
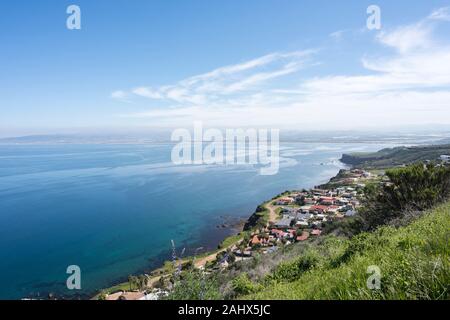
193, 240, 242, 268
264, 199, 281, 224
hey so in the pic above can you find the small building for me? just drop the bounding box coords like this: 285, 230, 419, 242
310, 205, 329, 214
320, 197, 335, 205
274, 216, 293, 228
440, 155, 450, 163
251, 235, 261, 246
296, 221, 309, 227
296, 231, 310, 242
276, 197, 295, 205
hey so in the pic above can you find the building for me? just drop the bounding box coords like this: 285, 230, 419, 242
440, 155, 450, 163
275, 197, 295, 205
296, 231, 310, 241
274, 215, 293, 228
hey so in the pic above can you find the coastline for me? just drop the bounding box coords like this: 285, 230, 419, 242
96, 163, 350, 299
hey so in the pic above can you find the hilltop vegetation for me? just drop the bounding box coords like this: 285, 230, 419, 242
341, 144, 450, 169
242, 201, 450, 299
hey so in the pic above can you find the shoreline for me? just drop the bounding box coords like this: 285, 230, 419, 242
96, 162, 352, 300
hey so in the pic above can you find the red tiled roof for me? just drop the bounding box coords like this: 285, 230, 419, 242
251, 235, 261, 245
296, 232, 310, 241
311, 205, 328, 212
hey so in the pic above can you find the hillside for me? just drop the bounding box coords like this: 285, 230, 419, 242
241, 201, 450, 300
341, 144, 450, 168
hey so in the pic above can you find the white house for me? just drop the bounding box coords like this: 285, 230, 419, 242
440, 155, 450, 163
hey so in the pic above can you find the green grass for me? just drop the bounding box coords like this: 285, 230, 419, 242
242, 201, 450, 300
219, 232, 248, 249
341, 144, 450, 169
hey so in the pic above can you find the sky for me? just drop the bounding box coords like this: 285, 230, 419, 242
1, 0, 450, 137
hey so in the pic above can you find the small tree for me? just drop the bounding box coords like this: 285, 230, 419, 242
360, 163, 450, 230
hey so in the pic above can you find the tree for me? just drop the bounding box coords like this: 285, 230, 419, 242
360, 163, 450, 230
128, 275, 137, 291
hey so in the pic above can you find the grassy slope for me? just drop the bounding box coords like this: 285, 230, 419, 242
243, 201, 450, 300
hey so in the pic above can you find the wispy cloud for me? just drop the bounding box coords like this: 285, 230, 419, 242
329, 30, 345, 41
428, 6, 450, 21
115, 7, 450, 130
111, 90, 128, 99
114, 50, 316, 106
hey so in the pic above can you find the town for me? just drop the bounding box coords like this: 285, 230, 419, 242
227, 168, 372, 261
96, 149, 450, 300
101, 167, 376, 300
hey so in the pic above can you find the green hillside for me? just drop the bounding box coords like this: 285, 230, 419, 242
242, 201, 450, 300
341, 144, 450, 168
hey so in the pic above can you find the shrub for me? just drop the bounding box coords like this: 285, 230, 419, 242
231, 273, 262, 295
166, 269, 221, 300
267, 250, 320, 282
360, 163, 450, 230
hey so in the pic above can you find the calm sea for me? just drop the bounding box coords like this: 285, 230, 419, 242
0, 142, 395, 299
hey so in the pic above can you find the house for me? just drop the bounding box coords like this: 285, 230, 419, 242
271, 229, 288, 239
235, 249, 252, 257
310, 205, 329, 214
440, 155, 450, 163
336, 198, 349, 205
281, 207, 298, 217
297, 213, 313, 221
274, 215, 293, 228
275, 197, 295, 205
320, 197, 335, 205
327, 205, 340, 214
296, 221, 309, 227
296, 231, 310, 242
251, 235, 261, 246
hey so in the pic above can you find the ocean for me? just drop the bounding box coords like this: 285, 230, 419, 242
0, 141, 397, 299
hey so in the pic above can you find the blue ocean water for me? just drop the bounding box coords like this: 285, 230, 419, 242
0, 142, 394, 299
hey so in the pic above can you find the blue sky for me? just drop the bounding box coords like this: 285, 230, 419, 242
1, 0, 450, 136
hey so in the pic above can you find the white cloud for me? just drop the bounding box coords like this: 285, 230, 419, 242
428, 7, 450, 21
132, 87, 163, 99
329, 30, 345, 41
115, 7, 450, 130
116, 50, 315, 106
376, 22, 433, 53
111, 90, 127, 99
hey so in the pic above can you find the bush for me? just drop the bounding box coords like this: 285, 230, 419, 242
231, 273, 262, 295
166, 269, 221, 300
267, 250, 320, 282
360, 163, 450, 230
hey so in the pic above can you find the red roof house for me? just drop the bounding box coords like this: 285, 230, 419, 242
296, 231, 310, 242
